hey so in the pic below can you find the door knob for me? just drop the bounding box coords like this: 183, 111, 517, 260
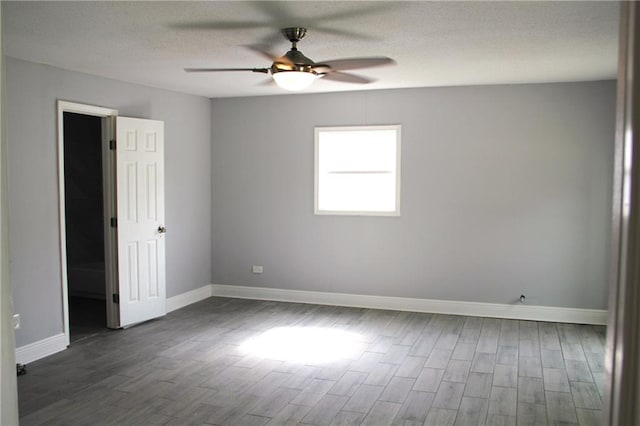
157, 226, 167, 234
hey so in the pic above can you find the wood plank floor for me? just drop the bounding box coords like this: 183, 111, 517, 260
18, 297, 606, 425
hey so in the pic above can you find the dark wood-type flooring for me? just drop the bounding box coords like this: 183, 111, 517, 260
18, 297, 606, 425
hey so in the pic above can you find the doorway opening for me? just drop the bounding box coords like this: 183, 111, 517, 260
63, 112, 107, 342
58, 101, 119, 346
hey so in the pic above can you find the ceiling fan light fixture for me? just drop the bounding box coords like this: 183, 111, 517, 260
272, 70, 317, 91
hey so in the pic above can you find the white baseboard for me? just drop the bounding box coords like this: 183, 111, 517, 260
15, 333, 67, 365
15, 284, 607, 365
167, 284, 212, 313
16, 285, 213, 364
211, 284, 608, 325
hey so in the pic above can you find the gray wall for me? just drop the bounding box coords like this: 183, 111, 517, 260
5, 55, 615, 348
1, 10, 20, 420
210, 81, 616, 310
6, 57, 211, 347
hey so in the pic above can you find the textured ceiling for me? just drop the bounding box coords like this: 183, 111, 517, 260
2, 1, 620, 98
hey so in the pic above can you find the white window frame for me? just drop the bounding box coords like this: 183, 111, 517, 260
314, 124, 401, 216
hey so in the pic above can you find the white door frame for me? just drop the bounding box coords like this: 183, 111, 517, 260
57, 100, 119, 346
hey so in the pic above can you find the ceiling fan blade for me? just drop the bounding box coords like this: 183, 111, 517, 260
312, 26, 379, 41
313, 3, 401, 23
322, 71, 374, 85
170, 21, 270, 31
252, 2, 397, 41
318, 57, 396, 71
184, 68, 270, 73
244, 44, 293, 65
245, 44, 278, 61
252, 1, 296, 24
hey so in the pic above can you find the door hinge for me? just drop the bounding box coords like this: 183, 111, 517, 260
110, 217, 117, 228
112, 294, 119, 304
109, 139, 116, 150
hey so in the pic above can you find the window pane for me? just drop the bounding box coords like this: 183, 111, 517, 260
318, 172, 397, 212
315, 125, 400, 216
319, 130, 397, 172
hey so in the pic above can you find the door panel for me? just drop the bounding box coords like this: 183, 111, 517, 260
116, 117, 166, 327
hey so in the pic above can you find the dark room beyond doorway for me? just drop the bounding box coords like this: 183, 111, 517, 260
63, 112, 107, 342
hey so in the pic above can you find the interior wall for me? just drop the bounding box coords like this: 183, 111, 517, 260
210, 80, 616, 310
0, 3, 20, 421
5, 57, 211, 348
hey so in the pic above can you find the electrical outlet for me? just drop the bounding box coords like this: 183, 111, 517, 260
13, 314, 20, 330
252, 265, 263, 274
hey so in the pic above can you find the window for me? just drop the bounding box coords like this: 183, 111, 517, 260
315, 125, 401, 216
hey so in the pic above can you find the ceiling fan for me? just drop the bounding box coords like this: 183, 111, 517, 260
185, 27, 395, 91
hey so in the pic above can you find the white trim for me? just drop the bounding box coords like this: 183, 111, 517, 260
211, 284, 608, 325
15, 333, 67, 365
58, 101, 118, 117
15, 284, 212, 364
166, 285, 213, 313
15, 283, 606, 365
57, 101, 118, 345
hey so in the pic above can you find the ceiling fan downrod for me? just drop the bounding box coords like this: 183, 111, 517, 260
281, 27, 307, 50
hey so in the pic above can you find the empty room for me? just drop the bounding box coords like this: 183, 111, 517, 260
1, 1, 637, 425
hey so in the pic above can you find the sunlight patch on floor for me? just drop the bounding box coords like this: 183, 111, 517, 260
239, 326, 363, 363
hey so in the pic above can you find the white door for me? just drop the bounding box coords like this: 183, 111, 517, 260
115, 117, 166, 327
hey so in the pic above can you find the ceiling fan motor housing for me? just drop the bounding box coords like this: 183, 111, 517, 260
272, 49, 320, 74
272, 28, 328, 76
